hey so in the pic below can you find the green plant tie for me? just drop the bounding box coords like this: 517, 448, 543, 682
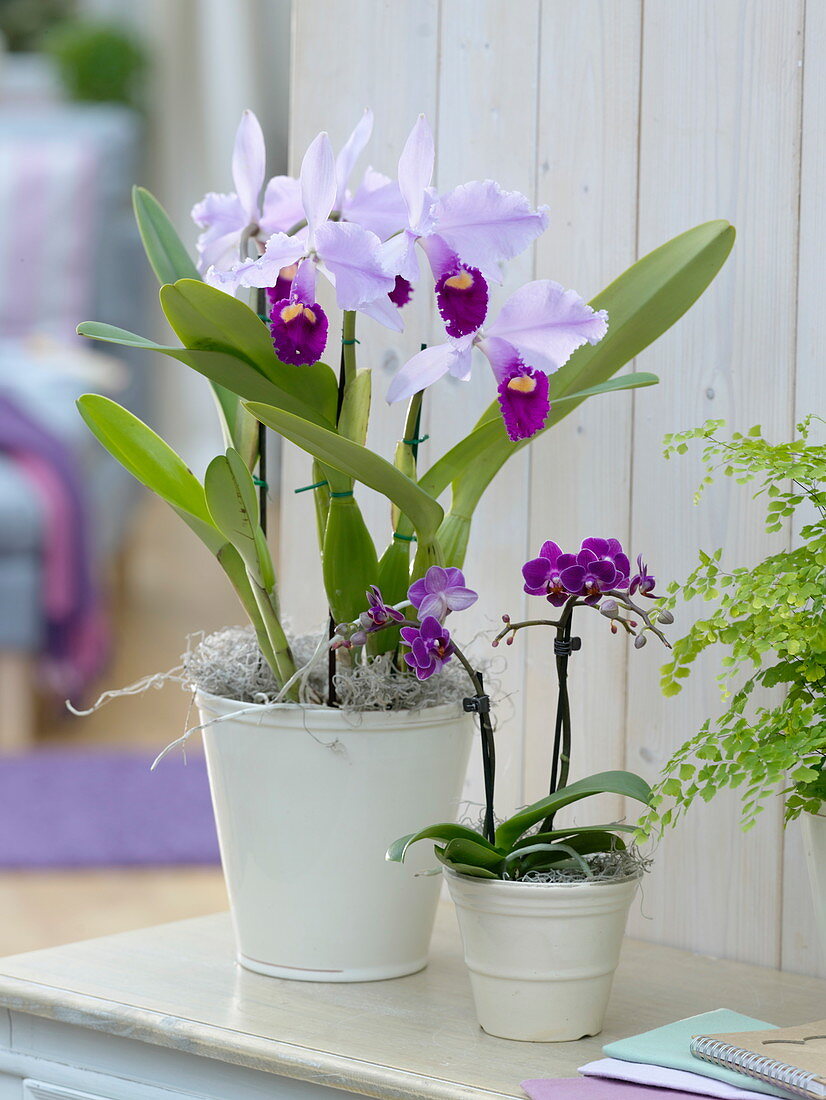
393, 532, 417, 542
402, 434, 429, 446
294, 479, 328, 494
341, 338, 360, 345
252, 476, 268, 490
256, 313, 269, 322
330, 490, 354, 498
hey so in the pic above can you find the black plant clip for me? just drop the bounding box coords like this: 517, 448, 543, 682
553, 635, 582, 657
463, 693, 491, 714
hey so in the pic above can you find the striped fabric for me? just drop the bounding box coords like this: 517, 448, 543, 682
0, 137, 97, 341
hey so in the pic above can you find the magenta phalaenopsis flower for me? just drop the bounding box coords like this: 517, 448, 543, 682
524, 537, 632, 605
407, 566, 478, 622
522, 541, 571, 606
400, 616, 455, 680
580, 537, 631, 589
629, 555, 657, 597
347, 585, 405, 646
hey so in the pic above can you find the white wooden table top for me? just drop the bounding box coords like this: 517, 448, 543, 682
0, 905, 823, 1100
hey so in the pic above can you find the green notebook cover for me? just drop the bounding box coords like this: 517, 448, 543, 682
603, 1009, 788, 1098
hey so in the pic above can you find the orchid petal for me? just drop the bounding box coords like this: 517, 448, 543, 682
386, 342, 467, 404
335, 109, 374, 208
232, 110, 266, 223
522, 557, 551, 591
191, 191, 246, 273
358, 293, 405, 333
343, 169, 408, 240
485, 280, 609, 374
260, 175, 304, 235
314, 220, 394, 310
300, 132, 337, 240
290, 256, 317, 304
207, 233, 304, 292
382, 229, 420, 284
398, 114, 435, 233
433, 180, 549, 282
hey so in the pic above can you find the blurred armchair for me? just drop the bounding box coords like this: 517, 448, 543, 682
0, 101, 151, 748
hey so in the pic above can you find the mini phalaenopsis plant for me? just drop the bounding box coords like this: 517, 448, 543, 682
387, 539, 674, 881
74, 107, 732, 705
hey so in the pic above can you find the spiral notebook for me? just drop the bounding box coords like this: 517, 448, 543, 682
691, 1021, 826, 1100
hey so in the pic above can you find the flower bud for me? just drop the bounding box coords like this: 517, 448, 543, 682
656, 609, 674, 624
502, 613, 511, 623
634, 633, 647, 649
600, 600, 619, 617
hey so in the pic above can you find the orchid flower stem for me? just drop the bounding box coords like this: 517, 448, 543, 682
342, 311, 357, 389
255, 286, 268, 537
448, 640, 496, 845
403, 391, 424, 466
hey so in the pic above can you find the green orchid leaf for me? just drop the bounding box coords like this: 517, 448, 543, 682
386, 823, 498, 864
434, 847, 499, 879
441, 838, 505, 873
160, 280, 339, 426
246, 402, 444, 541
216, 543, 279, 672
204, 449, 274, 590
76, 394, 223, 553
510, 823, 634, 852
160, 280, 277, 373
495, 771, 653, 850
77, 322, 337, 435
420, 220, 735, 565
505, 842, 593, 876
132, 186, 200, 285
322, 496, 379, 624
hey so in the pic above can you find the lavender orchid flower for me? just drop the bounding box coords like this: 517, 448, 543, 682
408, 565, 478, 621
387, 115, 549, 339
400, 616, 455, 680
191, 110, 274, 274
207, 130, 397, 363
386, 280, 608, 441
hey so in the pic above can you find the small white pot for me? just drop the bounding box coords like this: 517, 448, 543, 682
197, 690, 474, 982
444, 867, 640, 1041
802, 810, 826, 960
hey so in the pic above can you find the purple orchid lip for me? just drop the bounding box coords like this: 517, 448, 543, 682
389, 275, 413, 308
497, 361, 550, 441
435, 264, 489, 338
268, 298, 329, 365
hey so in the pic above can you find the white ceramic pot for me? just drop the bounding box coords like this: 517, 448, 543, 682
197, 690, 474, 982
444, 867, 640, 1041
802, 810, 826, 960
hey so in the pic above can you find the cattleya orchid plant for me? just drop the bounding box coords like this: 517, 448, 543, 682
387, 539, 673, 881
75, 107, 732, 704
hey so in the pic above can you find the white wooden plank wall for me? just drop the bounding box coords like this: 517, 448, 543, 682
286, 0, 824, 976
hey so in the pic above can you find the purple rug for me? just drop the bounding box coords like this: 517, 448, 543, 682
0, 750, 220, 868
